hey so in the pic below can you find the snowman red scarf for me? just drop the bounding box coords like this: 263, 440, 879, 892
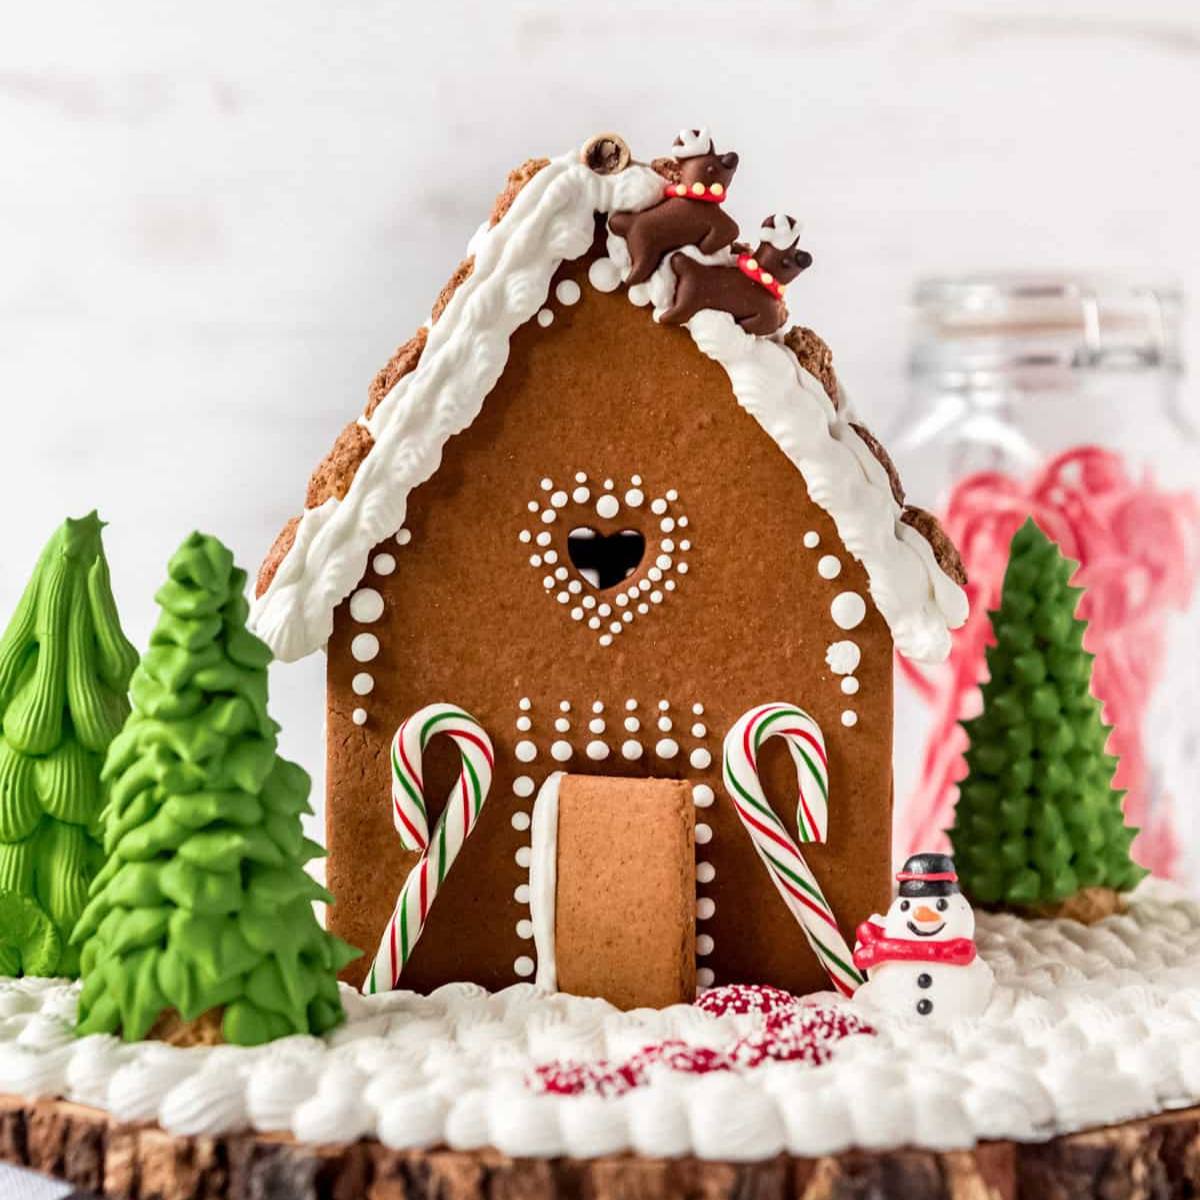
852, 918, 977, 972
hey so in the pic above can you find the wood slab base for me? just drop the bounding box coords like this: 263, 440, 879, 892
1, 1093, 1198, 1200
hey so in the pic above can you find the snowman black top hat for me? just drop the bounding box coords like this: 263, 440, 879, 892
896, 852, 960, 898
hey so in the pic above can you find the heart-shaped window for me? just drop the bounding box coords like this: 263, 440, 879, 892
567, 527, 645, 589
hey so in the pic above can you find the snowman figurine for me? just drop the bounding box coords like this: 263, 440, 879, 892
851, 853, 993, 1025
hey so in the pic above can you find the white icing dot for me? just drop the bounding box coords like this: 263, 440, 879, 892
544, 550, 558, 564
657, 716, 673, 732
842, 711, 859, 727
582, 596, 597, 609
680, 540, 691, 551
690, 748, 713, 770
352, 673, 374, 696
589, 717, 606, 733
514, 956, 535, 978
596, 494, 620, 520
818, 555, 842, 580
515, 883, 531, 904
554, 717, 570, 732
570, 607, 584, 621
826, 641, 862, 675
550, 490, 568, 508
651, 498, 668, 515
638, 580, 651, 593
515, 846, 532, 869
660, 517, 676, 533
656, 554, 672, 570
540, 478, 553, 491
598, 603, 612, 617
519, 697, 532, 710
373, 553, 396, 576
592, 701, 604, 713
842, 676, 861, 695
396, 529, 413, 546
518, 530, 532, 544
697, 934, 715, 957
691, 723, 707, 738
692, 703, 704, 715
677, 516, 689, 527
572, 486, 590, 504
537, 308, 554, 327
648, 568, 663, 583
586, 740, 610, 761
352, 708, 368, 726
656, 738, 679, 759
349, 588, 384, 623
575, 471, 588, 483
697, 897, 716, 921
556, 280, 582, 306
665, 580, 676, 591
516, 715, 532, 732
676, 563, 689, 575
542, 576, 555, 590
541, 509, 556, 524
588, 617, 602, 630
559, 700, 571, 712
831, 592, 867, 631
626, 699, 638, 711
567, 580, 581, 594
587, 258, 621, 293
631, 475, 642, 486
695, 823, 713, 845
511, 812, 531, 832
697, 861, 716, 884
515, 740, 538, 763
517, 919, 535, 940
551, 740, 573, 761
637, 603, 649, 615
621, 740, 643, 760
556, 591, 570, 604
624, 716, 640, 732
513, 776, 535, 798
658, 700, 670, 710
529, 555, 543, 568
697, 968, 715, 988
599, 634, 613, 646
536, 531, 552, 547
351, 633, 379, 662
625, 488, 645, 507
527, 500, 540, 512
650, 591, 664, 604
662, 539, 675, 552
803, 531, 820, 549
603, 479, 614, 490
615, 593, 629, 607
692, 784, 715, 808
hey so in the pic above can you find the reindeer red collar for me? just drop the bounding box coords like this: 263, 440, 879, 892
737, 253, 785, 300
664, 181, 727, 204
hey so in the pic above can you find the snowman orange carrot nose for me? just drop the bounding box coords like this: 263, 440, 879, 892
914, 905, 940, 923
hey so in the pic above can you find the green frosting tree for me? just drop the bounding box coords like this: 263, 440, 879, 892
0, 514, 137, 977
949, 518, 1146, 909
73, 532, 357, 1044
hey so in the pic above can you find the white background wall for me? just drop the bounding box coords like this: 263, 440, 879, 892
3, 0, 1199, 847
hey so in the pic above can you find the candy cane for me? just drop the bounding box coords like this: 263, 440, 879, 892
364, 703, 494, 994
722, 702, 864, 997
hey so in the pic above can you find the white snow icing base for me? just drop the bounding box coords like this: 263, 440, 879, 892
3, 884, 1200, 1161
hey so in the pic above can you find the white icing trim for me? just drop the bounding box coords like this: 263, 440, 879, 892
529, 771, 563, 992
249, 143, 966, 663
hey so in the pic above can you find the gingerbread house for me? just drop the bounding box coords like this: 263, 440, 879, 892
250, 130, 968, 1008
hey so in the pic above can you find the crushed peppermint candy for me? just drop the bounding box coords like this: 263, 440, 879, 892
528, 986, 874, 1096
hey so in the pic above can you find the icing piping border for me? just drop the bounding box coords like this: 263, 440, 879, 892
249, 145, 967, 663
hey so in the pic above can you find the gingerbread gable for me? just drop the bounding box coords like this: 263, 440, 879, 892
249, 137, 967, 666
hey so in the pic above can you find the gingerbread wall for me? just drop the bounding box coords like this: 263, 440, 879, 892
326, 244, 894, 998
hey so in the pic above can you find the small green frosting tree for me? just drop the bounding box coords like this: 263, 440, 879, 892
73, 532, 357, 1044
0, 513, 137, 977
949, 518, 1146, 909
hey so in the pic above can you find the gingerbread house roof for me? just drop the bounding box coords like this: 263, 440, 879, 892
250, 136, 968, 664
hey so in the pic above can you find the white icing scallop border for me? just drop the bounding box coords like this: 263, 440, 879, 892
250, 145, 967, 664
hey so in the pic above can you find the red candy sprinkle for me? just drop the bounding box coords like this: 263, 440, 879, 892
527, 988, 874, 1096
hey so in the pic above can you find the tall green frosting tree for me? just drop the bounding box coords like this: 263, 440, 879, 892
0, 514, 137, 977
73, 532, 357, 1045
949, 518, 1146, 911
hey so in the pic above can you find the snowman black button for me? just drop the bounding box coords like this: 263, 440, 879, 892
916, 998, 933, 1016
917, 973, 932, 989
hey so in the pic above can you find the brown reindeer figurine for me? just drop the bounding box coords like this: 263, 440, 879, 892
608, 129, 740, 285
659, 214, 812, 337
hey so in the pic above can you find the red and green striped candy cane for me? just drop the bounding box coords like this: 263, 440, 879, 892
364, 703, 494, 994
722, 702, 864, 997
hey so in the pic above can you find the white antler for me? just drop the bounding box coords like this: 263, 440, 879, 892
673, 128, 714, 159
760, 214, 803, 249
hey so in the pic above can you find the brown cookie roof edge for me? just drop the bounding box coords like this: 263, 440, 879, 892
250, 137, 968, 660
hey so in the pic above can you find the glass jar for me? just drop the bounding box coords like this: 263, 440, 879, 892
886, 273, 1200, 886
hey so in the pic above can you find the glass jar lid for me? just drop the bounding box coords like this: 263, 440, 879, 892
910, 273, 1182, 386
